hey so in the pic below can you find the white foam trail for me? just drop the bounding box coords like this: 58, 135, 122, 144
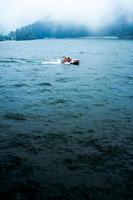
41, 58, 61, 65
63, 62, 71, 65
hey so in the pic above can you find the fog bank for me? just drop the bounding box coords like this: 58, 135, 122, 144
0, 0, 133, 33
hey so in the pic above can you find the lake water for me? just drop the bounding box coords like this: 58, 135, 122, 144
0, 39, 133, 199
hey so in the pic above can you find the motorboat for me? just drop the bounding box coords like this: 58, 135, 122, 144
62, 57, 80, 65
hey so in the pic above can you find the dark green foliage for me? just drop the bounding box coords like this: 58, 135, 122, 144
10, 19, 133, 40
0, 33, 12, 41
95, 16, 133, 39
0, 34, 6, 41
8, 21, 89, 40
0, 17, 133, 41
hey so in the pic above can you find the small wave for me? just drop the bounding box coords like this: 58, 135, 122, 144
49, 98, 67, 105
4, 113, 27, 121
0, 58, 27, 64
0, 85, 5, 88
11, 83, 28, 88
127, 95, 133, 99
38, 82, 52, 86
56, 77, 69, 83
0, 59, 16, 63
127, 76, 133, 80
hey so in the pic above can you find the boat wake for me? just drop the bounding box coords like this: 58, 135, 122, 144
0, 57, 62, 66
41, 58, 61, 65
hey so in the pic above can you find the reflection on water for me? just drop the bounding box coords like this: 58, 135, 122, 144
0, 39, 133, 199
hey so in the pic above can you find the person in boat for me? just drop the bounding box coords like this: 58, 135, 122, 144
67, 57, 72, 62
63, 57, 68, 62
62, 57, 72, 63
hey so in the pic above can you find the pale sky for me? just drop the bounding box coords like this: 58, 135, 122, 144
0, 0, 133, 33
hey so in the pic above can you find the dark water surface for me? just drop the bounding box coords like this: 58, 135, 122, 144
0, 39, 133, 200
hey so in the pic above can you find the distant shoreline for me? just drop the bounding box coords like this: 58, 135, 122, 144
1, 36, 133, 42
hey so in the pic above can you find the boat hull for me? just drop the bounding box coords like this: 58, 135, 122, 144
62, 59, 80, 65
70, 60, 80, 65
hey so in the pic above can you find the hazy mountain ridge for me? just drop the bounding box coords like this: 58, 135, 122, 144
0, 18, 133, 41
9, 21, 89, 40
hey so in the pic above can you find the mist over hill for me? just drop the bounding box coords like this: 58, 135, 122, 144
0, 17, 133, 41
9, 21, 89, 40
